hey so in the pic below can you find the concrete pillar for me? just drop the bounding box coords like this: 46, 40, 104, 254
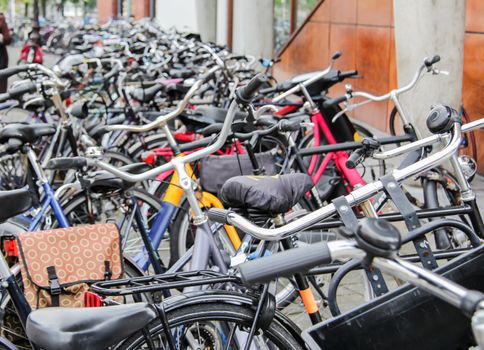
195, 0, 217, 42
232, 0, 274, 57
155, 0, 198, 33
393, 0, 466, 137
216, 0, 228, 46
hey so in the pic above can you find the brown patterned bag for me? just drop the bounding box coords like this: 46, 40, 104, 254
16, 223, 123, 309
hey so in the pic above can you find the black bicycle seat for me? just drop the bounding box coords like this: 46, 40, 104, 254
26, 303, 157, 350
0, 123, 56, 145
220, 173, 314, 215
0, 188, 32, 222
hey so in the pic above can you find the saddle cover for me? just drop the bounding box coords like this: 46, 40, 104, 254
17, 224, 123, 309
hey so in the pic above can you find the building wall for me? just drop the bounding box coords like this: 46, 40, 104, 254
97, 0, 117, 23
463, 0, 484, 172
132, 0, 150, 19
274, 0, 396, 133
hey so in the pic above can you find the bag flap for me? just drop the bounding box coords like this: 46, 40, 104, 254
17, 223, 123, 290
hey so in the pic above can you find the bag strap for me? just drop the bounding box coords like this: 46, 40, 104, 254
104, 261, 112, 280
47, 266, 61, 307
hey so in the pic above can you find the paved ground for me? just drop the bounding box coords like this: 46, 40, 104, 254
3, 44, 483, 330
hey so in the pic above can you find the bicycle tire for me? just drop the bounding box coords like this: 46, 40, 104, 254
116, 295, 304, 349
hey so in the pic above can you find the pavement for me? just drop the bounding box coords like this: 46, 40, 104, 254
3, 43, 483, 329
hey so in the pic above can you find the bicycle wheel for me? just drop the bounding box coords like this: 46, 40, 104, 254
116, 296, 304, 349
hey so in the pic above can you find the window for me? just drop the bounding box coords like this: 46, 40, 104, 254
273, 0, 319, 51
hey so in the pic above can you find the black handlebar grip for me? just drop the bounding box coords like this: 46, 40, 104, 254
424, 55, 441, 67
322, 95, 347, 108
346, 149, 366, 169
338, 70, 358, 80
236, 73, 269, 104
279, 119, 301, 132
238, 242, 332, 285
7, 82, 37, 99
207, 208, 232, 224
45, 157, 87, 170
0, 65, 29, 79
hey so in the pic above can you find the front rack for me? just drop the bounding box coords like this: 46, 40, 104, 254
91, 270, 241, 296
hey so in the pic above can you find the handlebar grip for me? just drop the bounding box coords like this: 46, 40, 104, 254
238, 242, 332, 285
236, 73, 269, 104
424, 55, 440, 67
0, 65, 29, 79
279, 119, 301, 132
338, 70, 358, 80
323, 95, 347, 108
207, 208, 232, 224
346, 149, 366, 169
8, 82, 37, 99
45, 157, 87, 170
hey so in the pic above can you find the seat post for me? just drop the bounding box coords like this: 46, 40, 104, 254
25, 145, 48, 184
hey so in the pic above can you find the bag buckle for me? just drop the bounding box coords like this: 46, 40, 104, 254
47, 266, 61, 295
49, 277, 61, 295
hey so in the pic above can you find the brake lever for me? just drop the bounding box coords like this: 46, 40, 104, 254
254, 105, 279, 119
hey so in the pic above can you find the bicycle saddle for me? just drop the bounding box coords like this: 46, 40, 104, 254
0, 123, 56, 145
89, 162, 151, 192
220, 173, 314, 215
26, 303, 157, 350
0, 188, 32, 222
130, 84, 164, 103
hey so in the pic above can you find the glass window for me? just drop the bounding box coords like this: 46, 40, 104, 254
274, 0, 291, 52
296, 0, 318, 27
273, 0, 319, 51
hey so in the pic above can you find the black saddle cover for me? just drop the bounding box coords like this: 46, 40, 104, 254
220, 173, 313, 214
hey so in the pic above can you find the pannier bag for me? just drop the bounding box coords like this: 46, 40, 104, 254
17, 223, 123, 309
199, 151, 278, 194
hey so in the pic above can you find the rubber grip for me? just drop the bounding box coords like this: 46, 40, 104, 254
238, 242, 332, 285
279, 119, 300, 132
322, 95, 347, 108
0, 65, 29, 79
8, 82, 36, 99
346, 149, 365, 169
424, 55, 440, 67
339, 70, 358, 79
207, 208, 232, 224
45, 157, 87, 170
236, 73, 269, 104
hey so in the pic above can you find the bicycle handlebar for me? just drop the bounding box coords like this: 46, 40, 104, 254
207, 121, 465, 240
237, 237, 483, 319
106, 66, 220, 133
